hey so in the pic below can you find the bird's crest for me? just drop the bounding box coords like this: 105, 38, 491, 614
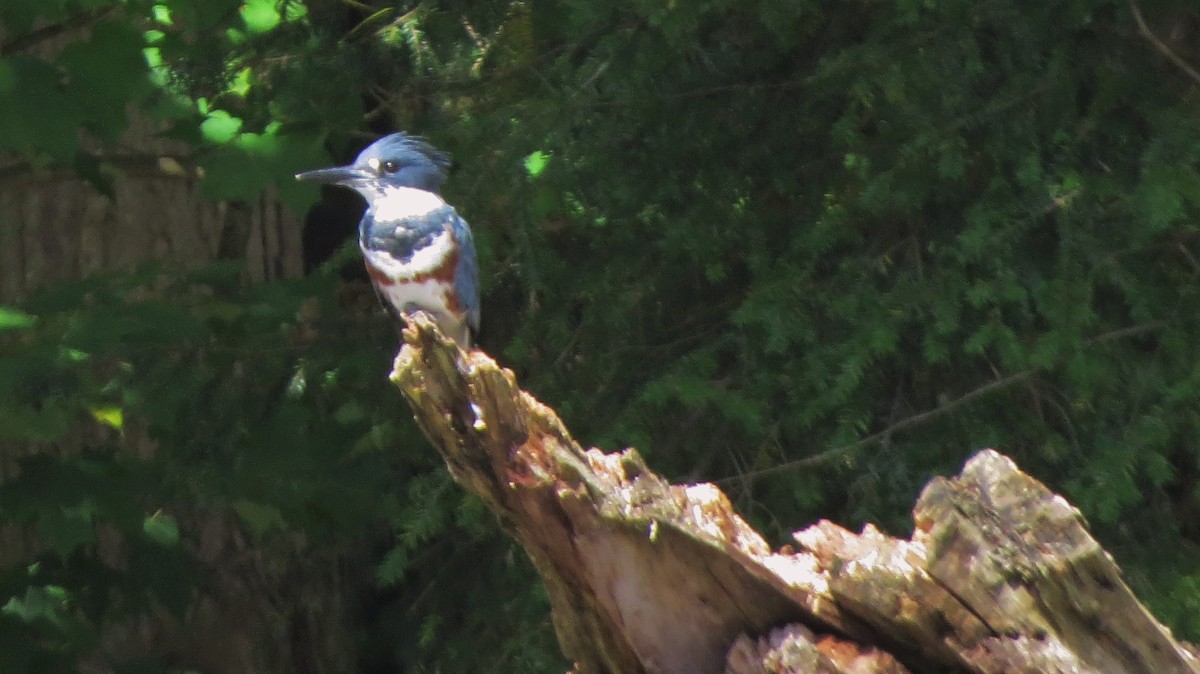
356, 133, 451, 189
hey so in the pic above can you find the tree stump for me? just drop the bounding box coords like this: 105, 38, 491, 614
391, 315, 1200, 674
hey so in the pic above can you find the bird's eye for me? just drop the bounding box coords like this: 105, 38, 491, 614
381, 160, 401, 174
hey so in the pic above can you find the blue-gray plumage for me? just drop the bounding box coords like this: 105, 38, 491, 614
296, 133, 480, 347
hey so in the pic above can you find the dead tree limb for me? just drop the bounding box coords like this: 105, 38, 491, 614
391, 315, 1200, 674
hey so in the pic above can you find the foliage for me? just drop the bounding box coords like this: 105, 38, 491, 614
3, 0, 1200, 671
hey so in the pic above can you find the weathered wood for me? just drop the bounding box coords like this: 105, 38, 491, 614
392, 314, 1200, 674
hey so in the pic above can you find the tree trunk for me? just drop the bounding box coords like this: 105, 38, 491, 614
0, 21, 326, 674
0, 17, 302, 301
0, 116, 303, 300
392, 314, 1200, 674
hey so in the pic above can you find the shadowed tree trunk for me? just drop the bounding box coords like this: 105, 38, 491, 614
0, 110, 302, 300
0, 21, 335, 674
393, 314, 1200, 674
0, 16, 302, 299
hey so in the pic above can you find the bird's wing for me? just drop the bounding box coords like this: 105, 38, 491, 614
447, 209, 481, 332
356, 211, 405, 323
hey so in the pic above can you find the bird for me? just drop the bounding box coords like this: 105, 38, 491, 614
296, 133, 479, 348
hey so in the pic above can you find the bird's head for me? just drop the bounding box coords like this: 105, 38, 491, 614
295, 133, 451, 203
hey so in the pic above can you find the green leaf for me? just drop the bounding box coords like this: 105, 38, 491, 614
228, 66, 252, 97
524, 150, 549, 177
38, 505, 96, 557
89, 406, 124, 431
2, 585, 72, 627
57, 20, 151, 141
241, 0, 281, 34
282, 0, 307, 20
142, 512, 180, 546
200, 110, 243, 144
151, 3, 172, 25
0, 57, 82, 160
0, 306, 35, 330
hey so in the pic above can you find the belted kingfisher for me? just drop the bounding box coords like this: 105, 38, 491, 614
296, 133, 479, 348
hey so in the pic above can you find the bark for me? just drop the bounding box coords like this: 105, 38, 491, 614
0, 21, 321, 673
0, 131, 303, 300
0, 18, 302, 301
392, 314, 1200, 674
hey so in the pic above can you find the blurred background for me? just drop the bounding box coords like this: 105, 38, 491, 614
2, 0, 1200, 671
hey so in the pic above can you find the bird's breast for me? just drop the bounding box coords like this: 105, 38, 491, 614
364, 245, 466, 321
362, 227, 457, 282
363, 241, 458, 288
357, 187, 472, 323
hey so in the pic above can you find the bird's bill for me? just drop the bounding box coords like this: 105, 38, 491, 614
294, 165, 372, 185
